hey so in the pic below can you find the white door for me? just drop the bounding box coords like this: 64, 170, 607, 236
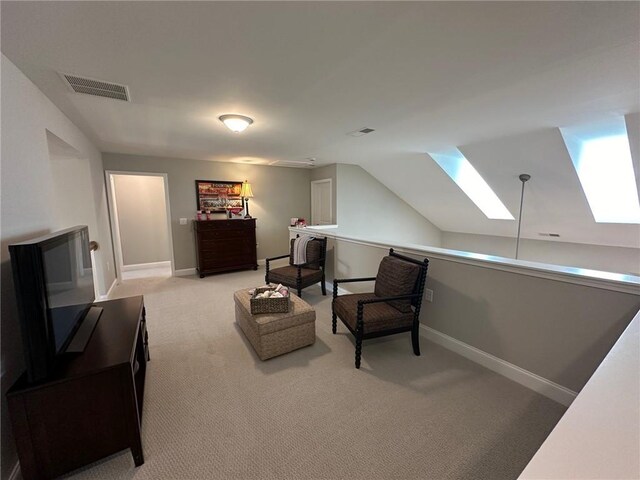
311, 179, 333, 225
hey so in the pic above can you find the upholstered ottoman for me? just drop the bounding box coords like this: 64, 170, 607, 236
234, 289, 316, 360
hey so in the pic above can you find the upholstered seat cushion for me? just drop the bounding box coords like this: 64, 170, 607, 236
333, 293, 414, 334
289, 238, 322, 269
374, 256, 420, 313
267, 265, 323, 288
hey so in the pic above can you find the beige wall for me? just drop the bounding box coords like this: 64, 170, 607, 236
112, 175, 171, 266
442, 231, 640, 276
336, 164, 442, 247
328, 237, 640, 393
0, 55, 116, 479
102, 153, 311, 269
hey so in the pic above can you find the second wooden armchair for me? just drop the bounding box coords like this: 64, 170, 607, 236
332, 248, 429, 368
265, 236, 328, 298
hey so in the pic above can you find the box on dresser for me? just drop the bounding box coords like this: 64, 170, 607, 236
194, 218, 258, 277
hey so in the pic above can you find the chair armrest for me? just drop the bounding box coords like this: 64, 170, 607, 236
265, 253, 290, 263
334, 277, 377, 285
332, 277, 376, 299
357, 293, 421, 305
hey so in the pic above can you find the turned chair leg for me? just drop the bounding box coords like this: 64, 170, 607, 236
321, 280, 326, 296
331, 310, 337, 334
411, 322, 421, 356
355, 333, 363, 369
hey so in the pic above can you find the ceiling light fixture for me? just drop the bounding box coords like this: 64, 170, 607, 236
219, 114, 253, 133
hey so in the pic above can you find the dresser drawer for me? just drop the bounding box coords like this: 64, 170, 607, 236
195, 219, 255, 231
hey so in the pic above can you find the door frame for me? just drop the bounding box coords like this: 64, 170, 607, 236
311, 178, 333, 226
105, 170, 176, 280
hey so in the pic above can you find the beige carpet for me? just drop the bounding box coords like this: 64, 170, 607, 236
65, 269, 565, 480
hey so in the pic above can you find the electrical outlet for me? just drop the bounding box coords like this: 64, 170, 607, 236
425, 289, 433, 302
179, 218, 188, 225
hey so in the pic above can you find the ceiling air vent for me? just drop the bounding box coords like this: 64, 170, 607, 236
347, 127, 375, 137
269, 160, 315, 168
60, 73, 130, 101
539, 233, 561, 237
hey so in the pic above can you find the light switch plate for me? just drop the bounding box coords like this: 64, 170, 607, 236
179, 218, 188, 225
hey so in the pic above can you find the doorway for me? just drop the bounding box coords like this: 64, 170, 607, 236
311, 178, 333, 225
105, 171, 174, 280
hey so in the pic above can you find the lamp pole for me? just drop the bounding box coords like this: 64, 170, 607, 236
515, 173, 531, 260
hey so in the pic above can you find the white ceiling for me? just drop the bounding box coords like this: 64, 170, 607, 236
2, 2, 639, 247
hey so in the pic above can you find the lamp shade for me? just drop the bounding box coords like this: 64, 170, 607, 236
219, 114, 253, 133
240, 180, 254, 198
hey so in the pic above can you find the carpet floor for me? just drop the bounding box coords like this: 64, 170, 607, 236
65, 269, 565, 480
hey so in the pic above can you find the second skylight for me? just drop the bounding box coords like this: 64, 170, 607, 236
429, 148, 514, 220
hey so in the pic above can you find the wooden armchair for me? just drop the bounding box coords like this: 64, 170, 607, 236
265, 236, 328, 297
332, 248, 429, 368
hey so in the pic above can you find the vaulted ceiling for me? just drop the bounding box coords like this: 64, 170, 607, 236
2, 1, 639, 247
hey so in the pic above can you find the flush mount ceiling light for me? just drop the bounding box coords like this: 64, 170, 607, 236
219, 114, 253, 133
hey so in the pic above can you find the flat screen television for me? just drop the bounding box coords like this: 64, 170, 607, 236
9, 226, 103, 383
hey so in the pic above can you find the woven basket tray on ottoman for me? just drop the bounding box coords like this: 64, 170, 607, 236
234, 289, 316, 360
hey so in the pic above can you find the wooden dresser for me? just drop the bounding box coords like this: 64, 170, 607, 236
194, 219, 258, 277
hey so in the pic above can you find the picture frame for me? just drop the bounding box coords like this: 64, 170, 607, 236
195, 180, 244, 212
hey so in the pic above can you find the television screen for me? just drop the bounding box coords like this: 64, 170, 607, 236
41, 228, 95, 353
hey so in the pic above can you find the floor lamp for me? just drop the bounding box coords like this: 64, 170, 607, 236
515, 173, 531, 259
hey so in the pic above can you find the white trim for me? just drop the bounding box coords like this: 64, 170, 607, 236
257, 258, 266, 266
289, 226, 639, 295
105, 171, 176, 280
310, 178, 333, 226
8, 461, 20, 480
174, 268, 197, 276
420, 325, 577, 406
97, 278, 118, 301
121, 261, 171, 272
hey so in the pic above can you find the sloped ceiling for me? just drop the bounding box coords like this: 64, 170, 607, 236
1, 2, 639, 247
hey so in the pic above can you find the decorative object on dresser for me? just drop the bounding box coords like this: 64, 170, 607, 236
195, 180, 244, 213
264, 235, 327, 297
240, 180, 254, 218
332, 248, 429, 369
6, 295, 149, 480
194, 218, 258, 277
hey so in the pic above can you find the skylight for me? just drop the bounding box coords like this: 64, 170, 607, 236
560, 118, 640, 224
428, 149, 514, 220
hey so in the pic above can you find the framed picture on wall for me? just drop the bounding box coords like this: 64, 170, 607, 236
195, 180, 244, 212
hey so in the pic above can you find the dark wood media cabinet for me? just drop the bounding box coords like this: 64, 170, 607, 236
7, 296, 149, 480
194, 218, 258, 277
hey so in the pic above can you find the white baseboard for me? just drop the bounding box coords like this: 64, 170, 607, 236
420, 325, 577, 406
122, 261, 171, 272
174, 268, 197, 277
97, 278, 118, 301
8, 461, 20, 480
257, 258, 266, 266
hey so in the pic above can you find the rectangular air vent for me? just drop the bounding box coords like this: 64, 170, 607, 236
539, 233, 561, 237
347, 127, 375, 137
269, 160, 315, 168
60, 73, 130, 101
